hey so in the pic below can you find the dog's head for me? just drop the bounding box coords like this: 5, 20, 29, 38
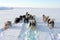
5, 21, 11, 26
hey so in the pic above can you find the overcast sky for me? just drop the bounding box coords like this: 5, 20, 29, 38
0, 0, 60, 8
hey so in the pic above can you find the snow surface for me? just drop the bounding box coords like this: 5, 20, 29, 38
0, 8, 60, 40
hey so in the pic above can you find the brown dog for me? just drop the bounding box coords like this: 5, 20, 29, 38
42, 14, 49, 22
4, 21, 12, 30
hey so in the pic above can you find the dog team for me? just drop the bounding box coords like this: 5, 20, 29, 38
3, 12, 55, 30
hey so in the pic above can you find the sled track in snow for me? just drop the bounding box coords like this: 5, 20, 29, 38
0, 22, 60, 40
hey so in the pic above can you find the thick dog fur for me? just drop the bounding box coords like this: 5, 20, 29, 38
42, 14, 49, 22
14, 17, 21, 23
4, 21, 11, 30
47, 19, 54, 29
29, 18, 36, 30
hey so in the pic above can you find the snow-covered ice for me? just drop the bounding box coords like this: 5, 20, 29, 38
0, 8, 60, 40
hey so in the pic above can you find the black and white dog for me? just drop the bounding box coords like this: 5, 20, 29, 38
47, 18, 54, 28
24, 12, 31, 23
29, 16, 36, 30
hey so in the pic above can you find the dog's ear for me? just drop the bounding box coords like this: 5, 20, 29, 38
42, 14, 45, 17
